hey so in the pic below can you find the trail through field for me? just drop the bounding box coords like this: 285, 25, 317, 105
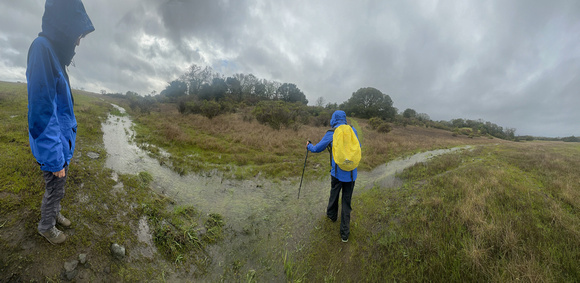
101, 104, 468, 281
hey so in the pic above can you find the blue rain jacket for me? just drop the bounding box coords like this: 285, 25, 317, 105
26, 0, 94, 172
307, 110, 361, 182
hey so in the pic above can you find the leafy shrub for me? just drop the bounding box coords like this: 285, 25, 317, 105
178, 99, 200, 115
252, 101, 289, 130
128, 95, 157, 114
310, 109, 332, 127
369, 117, 383, 130
252, 101, 308, 130
368, 117, 391, 133
460, 128, 472, 136
200, 100, 221, 119
377, 122, 392, 133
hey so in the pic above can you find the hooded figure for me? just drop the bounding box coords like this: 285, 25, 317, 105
307, 110, 361, 242
27, 0, 94, 172
26, 0, 94, 245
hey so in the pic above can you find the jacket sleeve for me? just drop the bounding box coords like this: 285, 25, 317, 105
307, 130, 334, 153
27, 40, 65, 172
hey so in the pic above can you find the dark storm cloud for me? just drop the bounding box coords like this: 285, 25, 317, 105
1, 0, 579, 136
158, 0, 248, 41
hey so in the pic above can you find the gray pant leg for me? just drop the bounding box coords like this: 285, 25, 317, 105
38, 166, 68, 233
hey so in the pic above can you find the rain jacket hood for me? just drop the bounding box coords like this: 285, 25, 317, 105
330, 110, 347, 128
40, 0, 94, 67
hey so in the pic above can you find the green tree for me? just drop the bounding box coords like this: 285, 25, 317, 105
403, 108, 417, 119
160, 80, 187, 101
183, 64, 215, 96
341, 87, 396, 120
198, 83, 212, 101
417, 113, 430, 121
277, 83, 308, 104
210, 77, 228, 101
225, 77, 242, 102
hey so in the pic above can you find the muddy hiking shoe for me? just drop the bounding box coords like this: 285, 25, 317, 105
39, 226, 66, 245
57, 213, 71, 228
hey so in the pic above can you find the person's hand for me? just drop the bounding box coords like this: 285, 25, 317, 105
53, 168, 66, 178
306, 140, 311, 148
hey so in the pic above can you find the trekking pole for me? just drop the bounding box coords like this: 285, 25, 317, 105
298, 141, 310, 199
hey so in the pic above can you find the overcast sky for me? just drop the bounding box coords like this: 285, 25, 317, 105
1, 0, 579, 137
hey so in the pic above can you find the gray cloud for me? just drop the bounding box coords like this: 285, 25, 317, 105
1, 0, 579, 137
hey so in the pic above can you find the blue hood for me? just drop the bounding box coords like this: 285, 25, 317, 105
330, 110, 347, 128
39, 0, 94, 66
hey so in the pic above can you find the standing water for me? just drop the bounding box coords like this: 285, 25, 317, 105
102, 105, 329, 229
101, 104, 468, 280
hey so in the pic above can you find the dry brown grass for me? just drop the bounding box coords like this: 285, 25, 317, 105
133, 106, 505, 176
356, 118, 505, 170
123, 103, 516, 180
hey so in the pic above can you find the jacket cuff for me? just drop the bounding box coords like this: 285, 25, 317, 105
41, 161, 65, 173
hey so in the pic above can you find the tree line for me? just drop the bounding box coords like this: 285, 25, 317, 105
103, 64, 524, 141
161, 64, 308, 106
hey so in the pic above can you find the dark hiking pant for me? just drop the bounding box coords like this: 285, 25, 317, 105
327, 176, 355, 240
38, 166, 68, 233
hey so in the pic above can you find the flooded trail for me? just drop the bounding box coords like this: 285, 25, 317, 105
102, 105, 328, 230
357, 147, 468, 191
101, 105, 469, 280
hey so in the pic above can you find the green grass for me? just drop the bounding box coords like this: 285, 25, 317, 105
4, 81, 579, 281
300, 142, 580, 282
0, 82, 222, 281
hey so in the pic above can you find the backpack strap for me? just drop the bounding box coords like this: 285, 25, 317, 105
326, 128, 336, 171
349, 124, 356, 181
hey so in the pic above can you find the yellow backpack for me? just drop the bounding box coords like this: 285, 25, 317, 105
330, 125, 361, 171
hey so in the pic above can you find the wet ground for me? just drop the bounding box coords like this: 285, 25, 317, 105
101, 104, 468, 280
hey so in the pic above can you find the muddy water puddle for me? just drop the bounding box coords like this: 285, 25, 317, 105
102, 104, 469, 280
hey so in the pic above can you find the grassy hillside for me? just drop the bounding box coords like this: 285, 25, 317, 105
118, 98, 499, 180
301, 142, 580, 282
1, 81, 578, 281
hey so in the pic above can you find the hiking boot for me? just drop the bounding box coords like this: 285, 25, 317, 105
341, 237, 348, 243
57, 213, 71, 227
39, 226, 66, 245
327, 215, 337, 223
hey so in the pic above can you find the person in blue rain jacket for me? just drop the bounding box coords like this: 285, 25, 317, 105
27, 0, 94, 244
307, 110, 361, 242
